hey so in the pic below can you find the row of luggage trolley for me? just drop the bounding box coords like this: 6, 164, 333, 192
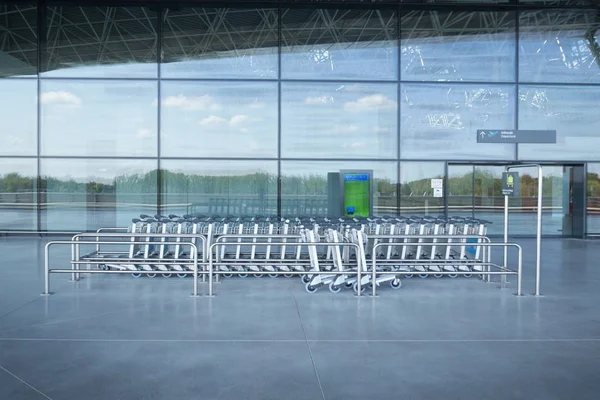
59, 213, 521, 296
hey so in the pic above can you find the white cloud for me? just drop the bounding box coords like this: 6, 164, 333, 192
8, 135, 24, 145
332, 124, 360, 133
248, 101, 266, 109
342, 141, 366, 149
163, 94, 221, 111
40, 91, 82, 106
137, 128, 152, 138
229, 115, 251, 127
344, 94, 396, 112
199, 116, 228, 126
305, 96, 334, 105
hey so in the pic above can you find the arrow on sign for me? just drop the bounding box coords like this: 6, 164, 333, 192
480, 131, 486, 138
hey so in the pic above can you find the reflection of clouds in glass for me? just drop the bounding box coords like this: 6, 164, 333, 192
163, 94, 221, 111
199, 116, 228, 126
40, 91, 82, 106
305, 96, 334, 105
161, 81, 277, 157
344, 94, 396, 112
136, 128, 152, 138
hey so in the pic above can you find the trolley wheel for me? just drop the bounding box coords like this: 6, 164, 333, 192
147, 273, 157, 278
390, 279, 402, 289
253, 272, 264, 278
301, 275, 311, 284
268, 273, 278, 278
345, 282, 353, 288
405, 274, 414, 279
463, 274, 472, 278
162, 273, 172, 278
284, 274, 294, 278
418, 274, 428, 279
433, 274, 443, 278
448, 274, 458, 279
177, 273, 188, 278
222, 273, 233, 278
305, 282, 318, 294
131, 273, 142, 278
352, 281, 366, 295
239, 273, 248, 278
328, 282, 341, 294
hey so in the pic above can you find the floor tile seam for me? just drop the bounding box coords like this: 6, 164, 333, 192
0, 297, 42, 321
0, 365, 53, 400
0, 338, 599, 343
0, 297, 184, 334
291, 285, 327, 400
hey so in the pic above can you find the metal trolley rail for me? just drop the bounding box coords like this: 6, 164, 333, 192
368, 237, 523, 297
43, 232, 208, 297
208, 234, 366, 296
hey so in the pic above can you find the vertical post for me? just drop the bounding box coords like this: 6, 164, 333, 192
503, 193, 509, 287
356, 244, 362, 297
517, 245, 522, 297
372, 247, 377, 297
43, 243, 51, 295
208, 243, 214, 297
192, 243, 199, 297
535, 166, 543, 296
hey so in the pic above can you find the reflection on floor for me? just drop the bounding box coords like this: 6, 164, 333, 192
1, 237, 600, 400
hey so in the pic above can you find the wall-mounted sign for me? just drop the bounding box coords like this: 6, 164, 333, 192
430, 179, 443, 189
477, 130, 557, 144
433, 188, 443, 198
502, 172, 520, 197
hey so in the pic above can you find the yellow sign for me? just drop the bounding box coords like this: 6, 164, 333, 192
507, 174, 514, 188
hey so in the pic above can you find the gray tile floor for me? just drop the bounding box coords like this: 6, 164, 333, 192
1, 237, 600, 400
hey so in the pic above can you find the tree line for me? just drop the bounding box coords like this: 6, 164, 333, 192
1, 170, 600, 197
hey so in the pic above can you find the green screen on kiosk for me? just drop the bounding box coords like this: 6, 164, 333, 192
343, 173, 370, 217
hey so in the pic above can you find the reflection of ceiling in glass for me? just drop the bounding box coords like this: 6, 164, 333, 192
2, 5, 600, 79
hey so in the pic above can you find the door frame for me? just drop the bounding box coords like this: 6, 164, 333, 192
446, 162, 586, 238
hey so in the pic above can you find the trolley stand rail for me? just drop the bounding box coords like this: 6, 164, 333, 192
208, 235, 364, 297
71, 232, 208, 291
43, 240, 203, 297
370, 240, 523, 297
505, 164, 543, 296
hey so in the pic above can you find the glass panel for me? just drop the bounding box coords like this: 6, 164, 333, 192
44, 6, 158, 78
161, 81, 278, 158
281, 82, 398, 159
40, 159, 157, 232
447, 165, 473, 219
0, 158, 36, 231
400, 83, 516, 160
519, 10, 600, 84
161, 160, 277, 217
401, 10, 516, 82
402, 0, 511, 3
587, 164, 600, 233
0, 79, 37, 155
0, 3, 37, 77
519, 1, 599, 5
281, 161, 397, 217
40, 80, 157, 157
161, 7, 277, 79
399, 162, 444, 217
474, 165, 506, 235
518, 86, 600, 161
281, 8, 398, 80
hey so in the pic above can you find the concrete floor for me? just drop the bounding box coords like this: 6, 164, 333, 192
1, 237, 599, 400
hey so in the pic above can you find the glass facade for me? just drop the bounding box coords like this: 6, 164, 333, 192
1, 1, 600, 234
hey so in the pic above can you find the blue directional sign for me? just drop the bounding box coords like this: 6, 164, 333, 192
476, 130, 556, 144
